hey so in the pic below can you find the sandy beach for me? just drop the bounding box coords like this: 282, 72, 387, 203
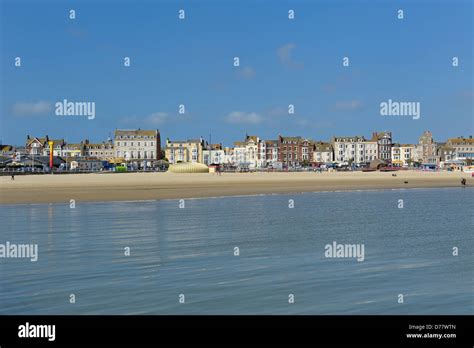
0, 171, 472, 204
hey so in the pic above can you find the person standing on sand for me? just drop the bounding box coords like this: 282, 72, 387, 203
461, 178, 466, 186
11, 174, 15, 180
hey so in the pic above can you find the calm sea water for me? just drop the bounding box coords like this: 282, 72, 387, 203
0, 188, 472, 314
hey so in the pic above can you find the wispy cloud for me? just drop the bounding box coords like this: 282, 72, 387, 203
460, 90, 474, 99
226, 111, 263, 124
332, 100, 363, 111
145, 112, 168, 125
296, 119, 334, 129
67, 24, 88, 40
12, 101, 52, 116
321, 71, 362, 94
265, 106, 287, 118
235, 66, 256, 80
277, 43, 303, 68
121, 112, 169, 126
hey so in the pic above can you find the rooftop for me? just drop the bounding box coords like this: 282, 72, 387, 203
115, 129, 158, 137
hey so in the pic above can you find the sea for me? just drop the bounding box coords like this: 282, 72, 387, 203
0, 188, 472, 314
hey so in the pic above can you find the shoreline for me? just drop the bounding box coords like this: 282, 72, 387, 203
0, 171, 472, 205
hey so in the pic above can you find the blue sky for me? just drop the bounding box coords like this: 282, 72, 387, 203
0, 0, 472, 146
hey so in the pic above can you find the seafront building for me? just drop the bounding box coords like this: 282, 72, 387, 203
265, 140, 280, 168
415, 131, 438, 164
362, 140, 378, 163
279, 136, 301, 166
62, 143, 84, 157
233, 135, 265, 169
203, 144, 225, 165
83, 139, 115, 161
165, 137, 206, 164
25, 135, 65, 156
436, 143, 456, 163
70, 158, 104, 171
313, 141, 334, 163
331, 136, 377, 164
278, 136, 314, 167
391, 144, 415, 166
114, 129, 162, 168
8, 130, 473, 172
446, 136, 474, 161
25, 135, 48, 155
371, 131, 392, 161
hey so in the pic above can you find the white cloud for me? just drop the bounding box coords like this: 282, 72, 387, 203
226, 111, 263, 124
277, 43, 303, 68
12, 101, 52, 116
236, 66, 256, 80
266, 107, 287, 117
121, 112, 170, 126
333, 100, 363, 111
145, 112, 168, 125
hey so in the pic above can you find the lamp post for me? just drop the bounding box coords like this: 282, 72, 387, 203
48, 141, 53, 173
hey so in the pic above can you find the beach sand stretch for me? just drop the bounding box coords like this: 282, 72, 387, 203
0, 171, 472, 204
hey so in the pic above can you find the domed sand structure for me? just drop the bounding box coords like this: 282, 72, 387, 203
168, 162, 209, 173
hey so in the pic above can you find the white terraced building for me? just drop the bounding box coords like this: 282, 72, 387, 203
331, 136, 378, 164
114, 129, 161, 168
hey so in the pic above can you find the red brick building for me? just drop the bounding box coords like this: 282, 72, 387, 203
278, 136, 314, 167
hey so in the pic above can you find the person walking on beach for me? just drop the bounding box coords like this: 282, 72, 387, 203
461, 178, 466, 186
11, 174, 15, 180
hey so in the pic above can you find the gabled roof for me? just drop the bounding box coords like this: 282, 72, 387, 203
26, 137, 47, 146
245, 135, 258, 143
